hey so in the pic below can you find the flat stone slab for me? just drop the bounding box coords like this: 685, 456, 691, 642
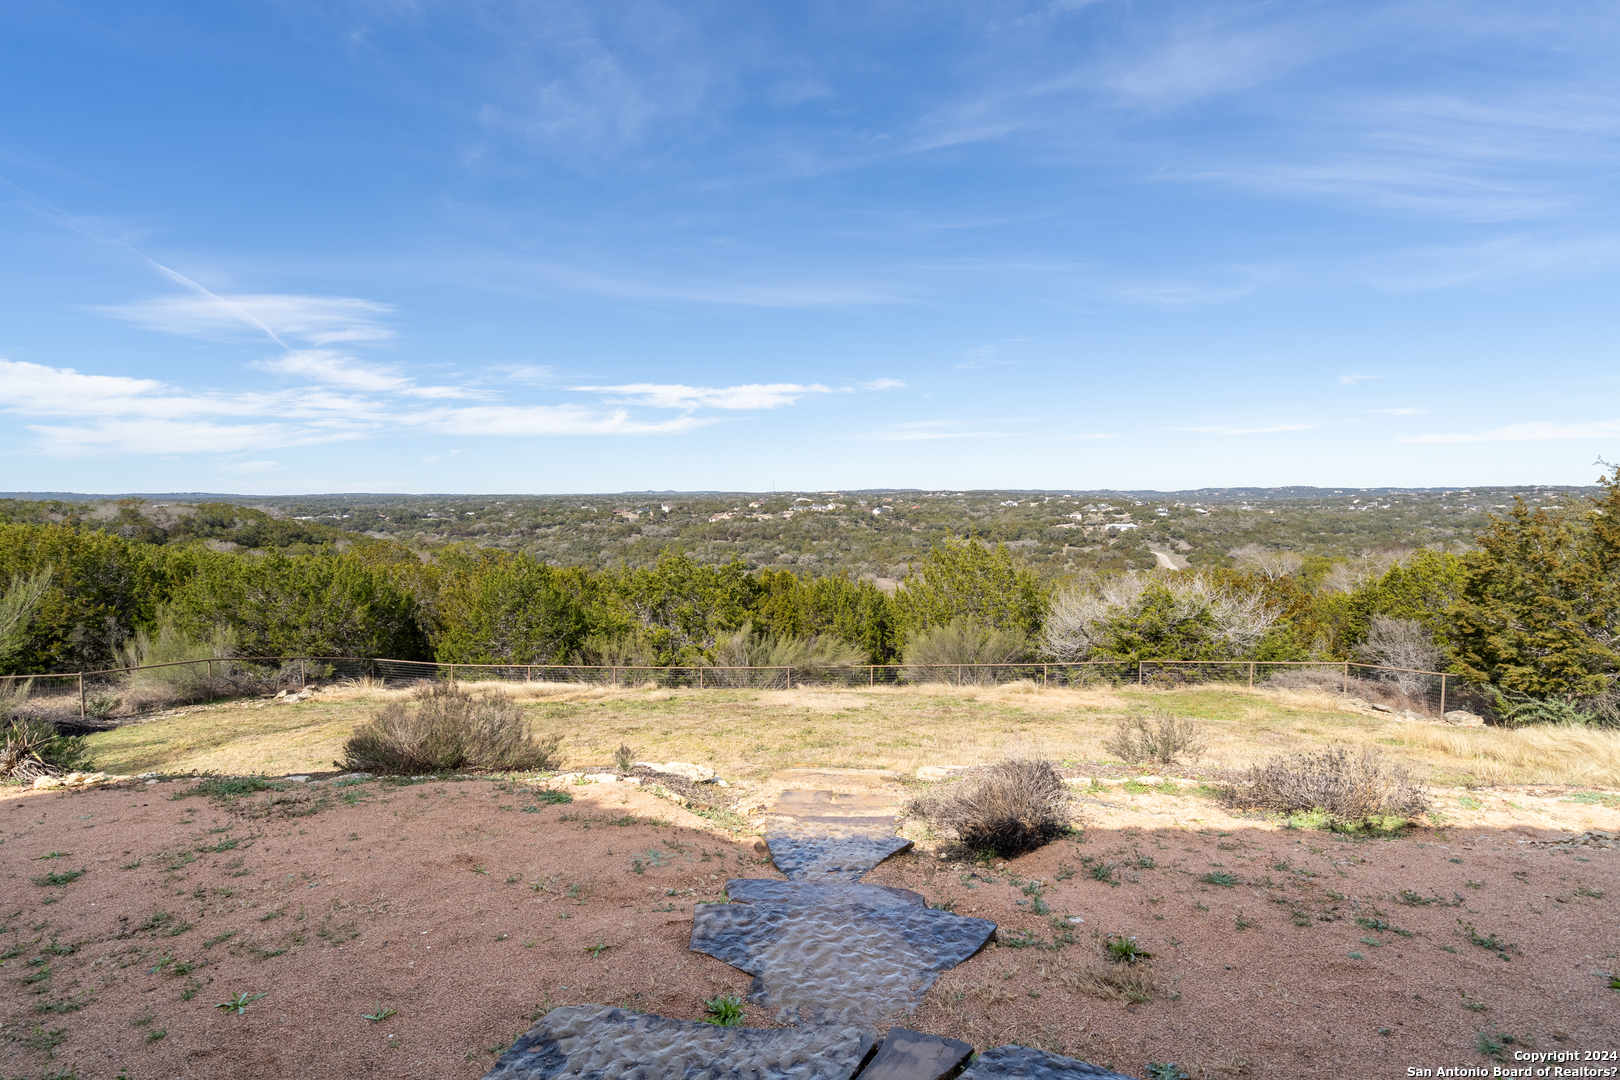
482, 1005, 874, 1080
768, 768, 905, 790
725, 878, 926, 908
763, 831, 914, 881
766, 788, 903, 830
690, 901, 996, 1029
860, 1027, 974, 1080
958, 1046, 1137, 1080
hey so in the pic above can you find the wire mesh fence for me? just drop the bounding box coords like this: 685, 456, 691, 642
1, 654, 1479, 725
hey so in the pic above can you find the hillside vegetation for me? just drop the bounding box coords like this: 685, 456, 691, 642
1, 469, 1616, 725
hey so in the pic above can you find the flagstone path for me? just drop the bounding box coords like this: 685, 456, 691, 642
485, 774, 1135, 1080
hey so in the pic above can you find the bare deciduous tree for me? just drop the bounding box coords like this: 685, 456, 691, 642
1228, 545, 1303, 579
1317, 549, 1414, 594
1355, 615, 1441, 695
1043, 572, 1280, 661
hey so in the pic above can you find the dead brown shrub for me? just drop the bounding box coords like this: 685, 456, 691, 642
339, 681, 562, 775
909, 757, 1073, 856
1220, 745, 1429, 826
1103, 710, 1206, 765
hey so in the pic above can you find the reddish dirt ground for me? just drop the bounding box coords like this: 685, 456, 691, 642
1, 775, 1615, 1080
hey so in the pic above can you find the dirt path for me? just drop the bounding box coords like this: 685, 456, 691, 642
1, 776, 1615, 1079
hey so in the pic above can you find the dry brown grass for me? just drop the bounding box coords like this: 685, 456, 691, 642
74, 680, 1620, 789
1047, 956, 1156, 1004
1386, 722, 1620, 787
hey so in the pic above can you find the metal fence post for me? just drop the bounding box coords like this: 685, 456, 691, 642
1342, 661, 1348, 694
699, 667, 704, 689
1248, 661, 1255, 688
869, 665, 874, 688
1043, 663, 1049, 689
1439, 674, 1447, 717
79, 671, 86, 719
1138, 661, 1144, 686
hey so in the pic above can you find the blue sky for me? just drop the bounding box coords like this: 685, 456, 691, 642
2, 1, 1617, 494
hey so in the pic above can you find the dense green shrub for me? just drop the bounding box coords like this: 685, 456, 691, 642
902, 618, 1030, 667
432, 550, 588, 664
1450, 469, 1620, 709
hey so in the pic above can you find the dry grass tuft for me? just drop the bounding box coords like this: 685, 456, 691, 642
910, 757, 1074, 855
340, 682, 563, 775
1222, 745, 1429, 826
1050, 956, 1156, 1003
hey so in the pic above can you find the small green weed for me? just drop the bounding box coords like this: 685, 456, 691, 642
362, 1005, 397, 1022
215, 991, 266, 1014
1105, 935, 1152, 964
702, 994, 745, 1026
1145, 1065, 1189, 1080
585, 941, 609, 959
1561, 792, 1620, 808
997, 929, 1041, 949
1475, 1032, 1524, 1060
32, 868, 86, 888
1460, 922, 1516, 960
1199, 871, 1236, 887
20, 1025, 67, 1055
180, 776, 284, 800
525, 790, 573, 808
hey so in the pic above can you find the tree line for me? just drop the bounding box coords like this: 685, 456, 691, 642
1, 467, 1615, 722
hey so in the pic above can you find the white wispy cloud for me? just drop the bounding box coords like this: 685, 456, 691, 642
255, 350, 416, 394
1369, 232, 1620, 291
1180, 423, 1316, 435
0, 359, 844, 457
414, 405, 710, 437
1401, 419, 1620, 443
851, 419, 1008, 441
1114, 268, 1269, 306
856, 378, 905, 390
572, 382, 835, 410
98, 293, 395, 345
100, 290, 481, 399
511, 261, 903, 309
30, 418, 352, 457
